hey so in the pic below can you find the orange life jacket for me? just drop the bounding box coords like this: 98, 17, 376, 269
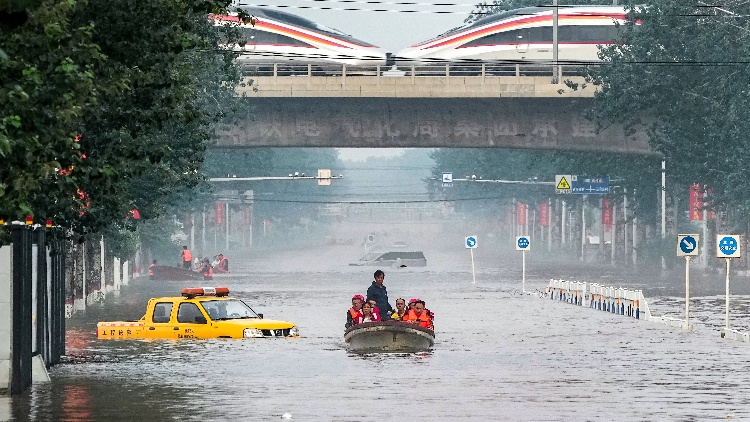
182, 249, 192, 262
202, 265, 213, 280
148, 263, 156, 276
405, 309, 433, 330
349, 308, 361, 321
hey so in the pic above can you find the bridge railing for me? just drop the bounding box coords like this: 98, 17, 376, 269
240, 62, 589, 78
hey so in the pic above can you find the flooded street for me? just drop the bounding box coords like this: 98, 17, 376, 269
5, 241, 750, 421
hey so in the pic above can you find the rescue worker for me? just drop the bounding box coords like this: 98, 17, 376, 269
149, 260, 157, 279
181, 246, 192, 269
217, 254, 229, 273
405, 300, 433, 330
346, 295, 364, 329
366, 269, 392, 318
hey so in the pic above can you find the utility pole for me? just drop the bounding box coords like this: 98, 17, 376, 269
552, 0, 559, 83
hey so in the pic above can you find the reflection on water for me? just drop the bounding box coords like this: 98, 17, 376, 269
4, 246, 750, 420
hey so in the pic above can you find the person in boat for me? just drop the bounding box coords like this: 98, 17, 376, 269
149, 259, 157, 279
216, 254, 229, 273
366, 270, 393, 318
359, 302, 381, 323
181, 246, 192, 269
346, 294, 364, 329
407, 298, 434, 321
391, 298, 407, 320
366, 299, 382, 321
404, 300, 433, 330
199, 258, 213, 280
407, 298, 418, 311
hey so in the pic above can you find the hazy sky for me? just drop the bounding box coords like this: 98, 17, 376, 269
237, 0, 477, 52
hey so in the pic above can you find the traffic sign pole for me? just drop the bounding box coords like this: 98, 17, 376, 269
465, 236, 478, 284
522, 250, 526, 293
684, 256, 692, 331
470, 248, 476, 285
725, 258, 731, 330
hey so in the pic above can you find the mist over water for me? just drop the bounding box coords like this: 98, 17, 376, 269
6, 218, 750, 421
5, 151, 750, 421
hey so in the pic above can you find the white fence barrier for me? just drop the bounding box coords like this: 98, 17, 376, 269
545, 279, 650, 320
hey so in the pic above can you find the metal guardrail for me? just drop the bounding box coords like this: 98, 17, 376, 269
240, 63, 589, 78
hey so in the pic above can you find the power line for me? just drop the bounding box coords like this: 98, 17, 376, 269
251, 195, 525, 204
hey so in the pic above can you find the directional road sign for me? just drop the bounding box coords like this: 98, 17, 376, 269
717, 234, 741, 258
677, 234, 699, 257
571, 176, 610, 194
516, 236, 530, 251
465, 236, 477, 249
442, 172, 454, 187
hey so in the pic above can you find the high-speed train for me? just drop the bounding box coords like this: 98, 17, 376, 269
212, 6, 388, 67
395, 6, 633, 65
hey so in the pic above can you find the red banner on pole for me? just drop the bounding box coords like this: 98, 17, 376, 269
602, 199, 613, 231
539, 202, 549, 227
689, 184, 703, 221
517, 203, 527, 226
215, 202, 224, 225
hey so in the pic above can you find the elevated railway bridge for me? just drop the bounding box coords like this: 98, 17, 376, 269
216, 63, 651, 155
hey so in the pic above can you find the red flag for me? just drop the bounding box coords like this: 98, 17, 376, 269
215, 203, 224, 225
689, 184, 703, 221
539, 202, 549, 227
602, 199, 613, 232
517, 203, 527, 226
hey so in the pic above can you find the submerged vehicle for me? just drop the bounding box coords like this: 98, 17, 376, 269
349, 251, 427, 267
344, 321, 435, 353
97, 287, 299, 340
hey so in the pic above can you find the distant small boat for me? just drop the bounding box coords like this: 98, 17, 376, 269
344, 320, 434, 353
150, 265, 205, 281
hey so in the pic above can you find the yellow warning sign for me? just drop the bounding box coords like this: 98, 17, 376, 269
555, 174, 572, 194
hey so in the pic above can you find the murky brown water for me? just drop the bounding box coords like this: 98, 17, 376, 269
4, 243, 750, 421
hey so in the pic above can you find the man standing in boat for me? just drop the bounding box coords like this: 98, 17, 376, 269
366, 270, 392, 319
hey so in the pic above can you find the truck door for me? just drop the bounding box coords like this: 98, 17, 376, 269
175, 302, 209, 339
147, 301, 176, 338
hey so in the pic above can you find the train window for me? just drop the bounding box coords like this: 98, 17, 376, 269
462, 30, 526, 47
245, 29, 313, 47
573, 26, 620, 43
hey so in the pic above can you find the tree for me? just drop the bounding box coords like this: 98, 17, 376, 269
1, 0, 249, 248
582, 1, 750, 211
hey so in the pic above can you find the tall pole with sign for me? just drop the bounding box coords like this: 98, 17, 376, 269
677, 234, 699, 331
717, 235, 741, 332
465, 236, 477, 284
516, 236, 530, 293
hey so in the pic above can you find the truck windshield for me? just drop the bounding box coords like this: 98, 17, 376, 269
200, 299, 259, 320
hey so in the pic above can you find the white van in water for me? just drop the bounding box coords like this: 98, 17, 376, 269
349, 251, 427, 267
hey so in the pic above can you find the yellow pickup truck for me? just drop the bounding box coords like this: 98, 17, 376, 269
97, 287, 299, 339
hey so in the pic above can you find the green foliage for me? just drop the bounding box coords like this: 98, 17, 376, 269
582, 1, 750, 211
1, 0, 246, 249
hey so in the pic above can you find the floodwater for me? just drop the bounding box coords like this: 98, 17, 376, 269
4, 242, 750, 421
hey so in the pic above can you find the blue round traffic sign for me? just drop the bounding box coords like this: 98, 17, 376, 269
679, 236, 697, 254
466, 236, 477, 248
719, 236, 738, 256
517, 237, 529, 249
